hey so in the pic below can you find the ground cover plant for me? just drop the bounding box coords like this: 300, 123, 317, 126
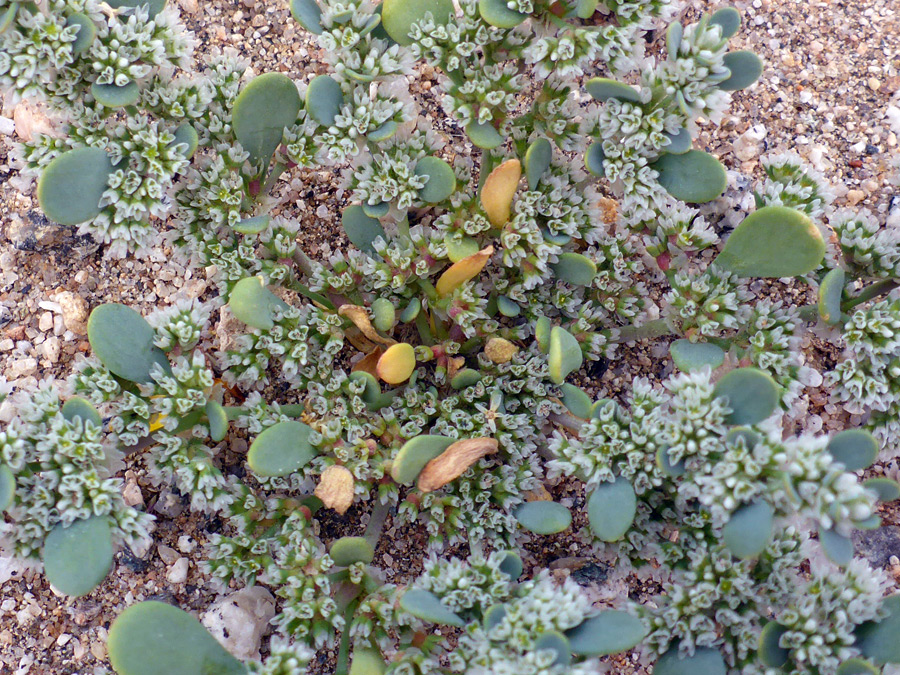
1, 0, 900, 673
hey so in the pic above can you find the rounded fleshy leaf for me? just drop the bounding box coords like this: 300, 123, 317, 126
247, 420, 316, 477
715, 206, 825, 278
233, 214, 271, 235
38, 147, 113, 226
228, 276, 290, 331
0, 3, 18, 32
855, 594, 900, 664
657, 446, 685, 476
61, 396, 102, 427
725, 427, 763, 448
450, 368, 481, 390
67, 13, 96, 54
514, 501, 572, 535
233, 73, 301, 165
436, 246, 494, 297
342, 205, 386, 254
362, 201, 390, 218
548, 326, 582, 384
713, 368, 779, 425
349, 371, 391, 411
306, 74, 343, 126
719, 51, 763, 91
652, 150, 727, 203
414, 156, 456, 204
465, 120, 503, 149
585, 78, 641, 103
818, 267, 846, 325
864, 477, 900, 502
534, 631, 571, 666
43, 515, 113, 597
484, 604, 507, 630
710, 6, 741, 38
349, 648, 387, 675
669, 339, 725, 372
585, 141, 605, 177
290, 0, 323, 32
108, 601, 245, 675
106, 0, 167, 17
498, 551, 523, 579
559, 383, 592, 419
482, 159, 521, 227
400, 298, 421, 323
330, 537, 375, 566
445, 234, 479, 263
758, 621, 789, 667
371, 298, 396, 333
376, 343, 416, 384
535, 316, 551, 353
368, 120, 399, 143
478, 0, 527, 27
391, 435, 455, 485
666, 21, 683, 58
525, 138, 552, 190
654, 648, 727, 675
551, 252, 597, 286
206, 400, 229, 443
382, 0, 453, 45
170, 122, 199, 159
400, 589, 464, 626
587, 477, 637, 542
497, 295, 520, 317
820, 527, 853, 566
91, 81, 140, 108
827, 429, 878, 471
837, 659, 880, 675
664, 127, 692, 154
0, 465, 14, 512
723, 501, 774, 558
566, 611, 647, 656
88, 304, 170, 383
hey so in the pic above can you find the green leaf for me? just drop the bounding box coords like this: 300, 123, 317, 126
400, 589, 465, 626
587, 477, 637, 542
391, 435, 455, 485
206, 400, 229, 443
669, 339, 725, 372
414, 156, 457, 204
233, 73, 301, 166
856, 594, 900, 664
466, 120, 503, 149
91, 81, 140, 108
362, 201, 390, 218
228, 276, 290, 331
349, 648, 387, 675
290, 0, 323, 33
656, 446, 685, 476
837, 659, 880, 675
585, 78, 641, 103
534, 631, 571, 666
371, 298, 396, 333
820, 527, 854, 566
713, 367, 779, 425
368, 120, 399, 143
514, 501, 572, 535
108, 601, 246, 675
585, 141, 605, 177
498, 551, 523, 579
37, 147, 113, 226
566, 611, 647, 656
496, 295, 520, 317
652, 150, 727, 203
654, 648, 727, 675
559, 383, 592, 419
445, 235, 480, 263
0, 465, 14, 512
710, 7, 741, 38
342, 205, 386, 254
247, 421, 316, 477
548, 326, 582, 384
330, 536, 375, 566
43, 516, 113, 597
0, 3, 18, 33
818, 267, 846, 325
61, 396, 102, 427
535, 316, 551, 353
723, 501, 774, 558
715, 206, 825, 278
381, 0, 453, 45
450, 369, 482, 390
106, 0, 167, 17
349, 371, 393, 411
574, 0, 597, 18
88, 304, 170, 384
67, 13, 97, 54
525, 138, 552, 190
400, 298, 421, 323
550, 252, 597, 286
170, 122, 199, 159
478, 0, 527, 28
232, 215, 271, 235
758, 621, 789, 667
306, 74, 344, 126
665, 127, 692, 154
863, 477, 900, 502
719, 51, 763, 91
666, 21, 683, 58
827, 429, 879, 471
484, 604, 507, 630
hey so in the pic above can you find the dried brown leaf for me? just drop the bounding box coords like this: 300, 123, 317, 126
314, 465, 355, 515
417, 437, 499, 493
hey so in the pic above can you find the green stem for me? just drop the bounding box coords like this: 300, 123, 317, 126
364, 498, 391, 550
842, 279, 899, 311
335, 599, 360, 675
260, 161, 289, 197
614, 318, 672, 343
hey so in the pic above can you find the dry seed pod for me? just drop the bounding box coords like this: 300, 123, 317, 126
417, 437, 499, 492
481, 159, 522, 227
484, 337, 518, 364
338, 304, 395, 345
314, 465, 355, 515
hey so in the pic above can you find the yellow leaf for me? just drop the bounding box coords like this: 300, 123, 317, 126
435, 246, 494, 297
481, 159, 522, 227
484, 337, 518, 364
338, 304, 395, 345
376, 343, 416, 384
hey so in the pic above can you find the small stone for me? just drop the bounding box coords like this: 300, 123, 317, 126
56, 633, 71, 646
56, 292, 89, 335
90, 639, 107, 660
8, 358, 37, 380
153, 488, 185, 518
122, 481, 144, 507
733, 124, 767, 161
177, 0, 198, 12
166, 557, 189, 584
846, 189, 865, 206
0, 339, 13, 352
867, 77, 881, 91
201, 587, 276, 661
177, 535, 196, 554
852, 526, 900, 569
39, 312, 53, 332
157, 544, 179, 565
0, 116, 14, 136
43, 337, 60, 364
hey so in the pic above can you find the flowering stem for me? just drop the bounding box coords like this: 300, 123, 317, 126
842, 279, 899, 311
364, 498, 391, 549
613, 318, 672, 343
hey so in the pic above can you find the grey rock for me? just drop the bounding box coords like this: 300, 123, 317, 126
852, 525, 900, 569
